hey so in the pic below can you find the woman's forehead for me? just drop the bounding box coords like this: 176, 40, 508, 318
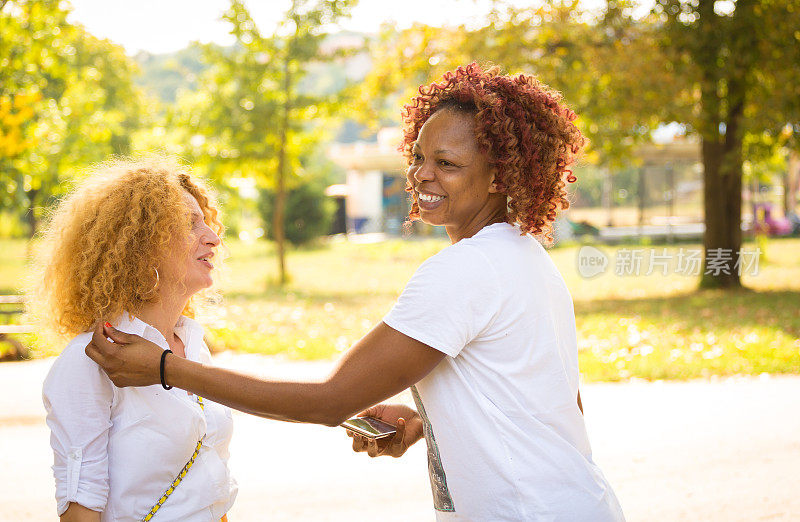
417, 109, 478, 152
182, 191, 202, 214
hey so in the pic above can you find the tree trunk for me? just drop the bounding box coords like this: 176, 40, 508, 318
273, 54, 290, 286
25, 188, 39, 238
603, 168, 613, 227
699, 94, 745, 289
784, 150, 798, 216
665, 163, 675, 243
694, 0, 748, 290
638, 166, 646, 238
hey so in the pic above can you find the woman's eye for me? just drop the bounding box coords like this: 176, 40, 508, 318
439, 160, 454, 167
411, 153, 423, 163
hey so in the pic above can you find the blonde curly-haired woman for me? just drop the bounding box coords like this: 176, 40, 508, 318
34, 158, 236, 522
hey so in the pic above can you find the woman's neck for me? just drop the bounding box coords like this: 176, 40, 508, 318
446, 204, 508, 244
136, 293, 188, 348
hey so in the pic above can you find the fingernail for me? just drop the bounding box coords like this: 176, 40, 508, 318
104, 322, 112, 328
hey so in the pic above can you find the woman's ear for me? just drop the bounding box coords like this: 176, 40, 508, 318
488, 169, 506, 194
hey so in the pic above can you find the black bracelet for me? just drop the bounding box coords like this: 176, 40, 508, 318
160, 349, 173, 390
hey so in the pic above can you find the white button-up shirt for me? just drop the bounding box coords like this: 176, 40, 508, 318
42, 314, 237, 521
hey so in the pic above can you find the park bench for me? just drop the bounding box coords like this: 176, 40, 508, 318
0, 295, 33, 360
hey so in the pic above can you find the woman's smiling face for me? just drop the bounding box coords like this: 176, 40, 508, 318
407, 108, 506, 241
159, 191, 221, 300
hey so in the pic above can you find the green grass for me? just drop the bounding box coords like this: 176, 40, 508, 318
203, 237, 446, 359
575, 290, 800, 380
1, 236, 798, 382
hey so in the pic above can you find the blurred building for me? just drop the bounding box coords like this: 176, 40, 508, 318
327, 127, 409, 235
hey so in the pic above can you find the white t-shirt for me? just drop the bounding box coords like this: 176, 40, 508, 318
384, 223, 625, 521
42, 314, 237, 521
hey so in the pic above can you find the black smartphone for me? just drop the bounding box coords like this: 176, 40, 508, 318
341, 416, 397, 439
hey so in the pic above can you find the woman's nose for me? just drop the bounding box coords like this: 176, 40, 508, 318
413, 161, 435, 183
204, 226, 221, 247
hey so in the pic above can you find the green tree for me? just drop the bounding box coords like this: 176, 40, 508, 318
651, 0, 800, 288
357, 0, 800, 289
354, 3, 675, 167
177, 0, 356, 285
257, 181, 334, 246
0, 0, 142, 236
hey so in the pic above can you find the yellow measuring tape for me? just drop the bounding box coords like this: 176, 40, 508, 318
142, 396, 205, 522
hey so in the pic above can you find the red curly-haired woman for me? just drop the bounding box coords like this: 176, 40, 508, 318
86, 65, 625, 521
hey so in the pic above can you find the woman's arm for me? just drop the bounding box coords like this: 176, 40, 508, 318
60, 503, 101, 522
86, 321, 445, 426
43, 342, 112, 518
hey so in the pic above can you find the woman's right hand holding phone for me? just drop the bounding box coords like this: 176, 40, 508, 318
347, 403, 424, 458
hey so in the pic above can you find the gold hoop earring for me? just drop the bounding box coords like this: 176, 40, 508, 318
150, 267, 160, 295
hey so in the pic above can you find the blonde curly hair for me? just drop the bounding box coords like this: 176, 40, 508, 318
29, 156, 224, 338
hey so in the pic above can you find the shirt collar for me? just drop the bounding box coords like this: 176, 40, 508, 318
113, 313, 205, 360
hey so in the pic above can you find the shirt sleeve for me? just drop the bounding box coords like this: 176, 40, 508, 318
383, 243, 502, 357
42, 340, 114, 516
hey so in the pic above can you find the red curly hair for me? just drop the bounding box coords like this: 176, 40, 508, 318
402, 63, 585, 238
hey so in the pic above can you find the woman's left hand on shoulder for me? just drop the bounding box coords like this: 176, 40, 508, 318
85, 323, 163, 387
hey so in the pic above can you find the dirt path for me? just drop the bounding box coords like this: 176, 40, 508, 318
1, 354, 798, 521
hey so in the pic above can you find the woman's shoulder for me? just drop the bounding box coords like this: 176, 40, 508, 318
428, 224, 524, 268
55, 331, 96, 363
410, 239, 502, 294
44, 331, 109, 389
461, 223, 548, 265
424, 239, 493, 272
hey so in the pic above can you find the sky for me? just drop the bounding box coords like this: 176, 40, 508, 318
66, 0, 610, 55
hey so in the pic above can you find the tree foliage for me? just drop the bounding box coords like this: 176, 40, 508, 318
258, 181, 334, 246
650, 0, 800, 287
174, 0, 356, 284
352, 2, 676, 167
0, 0, 142, 236
355, 0, 800, 289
